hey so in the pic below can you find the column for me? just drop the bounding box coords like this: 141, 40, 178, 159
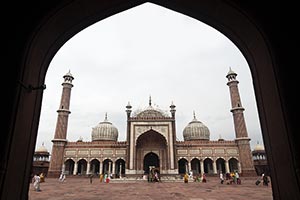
99, 162, 103, 175
112, 161, 116, 177
213, 160, 217, 174
225, 160, 230, 173
200, 160, 204, 174
62, 164, 66, 174
185, 162, 188, 173
87, 162, 91, 175
108, 161, 112, 175
73, 162, 78, 175
188, 161, 191, 172
238, 162, 242, 173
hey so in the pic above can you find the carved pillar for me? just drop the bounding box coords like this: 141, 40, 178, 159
73, 162, 78, 175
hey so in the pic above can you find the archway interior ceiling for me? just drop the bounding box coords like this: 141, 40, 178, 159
136, 130, 167, 148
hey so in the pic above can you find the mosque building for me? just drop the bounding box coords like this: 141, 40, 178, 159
47, 69, 256, 178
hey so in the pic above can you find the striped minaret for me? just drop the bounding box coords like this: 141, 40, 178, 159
48, 71, 74, 177
226, 68, 255, 176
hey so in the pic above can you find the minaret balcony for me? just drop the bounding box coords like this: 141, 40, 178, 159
230, 107, 245, 112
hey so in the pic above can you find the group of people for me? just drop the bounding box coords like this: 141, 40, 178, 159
147, 168, 161, 182
219, 171, 241, 185
183, 172, 207, 183
99, 173, 111, 183
256, 173, 270, 186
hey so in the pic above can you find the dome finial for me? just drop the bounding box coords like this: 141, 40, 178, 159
193, 111, 197, 121
126, 101, 132, 109
104, 112, 108, 121
149, 95, 152, 106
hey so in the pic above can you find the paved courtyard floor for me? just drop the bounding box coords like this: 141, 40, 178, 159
29, 177, 273, 200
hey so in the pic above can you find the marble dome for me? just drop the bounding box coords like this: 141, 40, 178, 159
183, 113, 210, 141
253, 143, 265, 151
133, 97, 169, 118
91, 114, 118, 141
36, 143, 48, 152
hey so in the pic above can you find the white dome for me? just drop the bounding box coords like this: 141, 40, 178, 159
136, 107, 167, 118
183, 113, 210, 141
91, 114, 118, 141
36, 143, 48, 152
133, 97, 169, 118
253, 143, 265, 151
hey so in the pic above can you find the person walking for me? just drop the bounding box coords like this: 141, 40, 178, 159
262, 174, 269, 186
99, 174, 104, 182
89, 174, 94, 184
33, 174, 41, 192
59, 172, 66, 183
184, 173, 189, 183
219, 172, 224, 184
235, 171, 241, 184
202, 173, 207, 183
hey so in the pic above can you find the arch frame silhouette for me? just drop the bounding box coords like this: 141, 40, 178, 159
2, 1, 296, 199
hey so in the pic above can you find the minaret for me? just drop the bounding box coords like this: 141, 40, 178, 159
170, 101, 177, 169
125, 101, 132, 169
226, 68, 255, 176
48, 71, 74, 177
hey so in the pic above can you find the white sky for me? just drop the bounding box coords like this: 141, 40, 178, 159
36, 3, 264, 153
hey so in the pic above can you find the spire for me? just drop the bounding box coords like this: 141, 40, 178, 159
170, 101, 176, 109
170, 101, 176, 117
104, 112, 108, 121
126, 101, 132, 118
192, 110, 198, 121
126, 101, 132, 109
63, 70, 74, 84
226, 67, 237, 81
149, 95, 152, 106
227, 67, 236, 75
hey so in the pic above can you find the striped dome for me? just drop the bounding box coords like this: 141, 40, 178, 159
183, 113, 210, 141
91, 114, 118, 141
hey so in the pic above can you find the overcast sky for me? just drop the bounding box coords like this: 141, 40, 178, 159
36, 3, 263, 153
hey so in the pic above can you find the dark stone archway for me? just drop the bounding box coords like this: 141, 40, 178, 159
143, 152, 159, 174
191, 158, 201, 175
2, 1, 296, 200
178, 158, 188, 174
77, 159, 87, 175
204, 158, 213, 174
90, 159, 100, 175
64, 159, 74, 175
136, 130, 167, 173
229, 158, 239, 173
216, 158, 226, 174
115, 159, 126, 178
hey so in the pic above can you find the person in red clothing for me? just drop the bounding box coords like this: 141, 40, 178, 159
202, 173, 206, 183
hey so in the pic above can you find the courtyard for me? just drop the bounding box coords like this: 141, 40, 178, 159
28, 176, 273, 200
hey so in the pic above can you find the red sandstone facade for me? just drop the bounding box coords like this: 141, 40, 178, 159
48, 69, 255, 178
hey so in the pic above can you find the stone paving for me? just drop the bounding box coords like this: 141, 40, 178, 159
29, 177, 273, 200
